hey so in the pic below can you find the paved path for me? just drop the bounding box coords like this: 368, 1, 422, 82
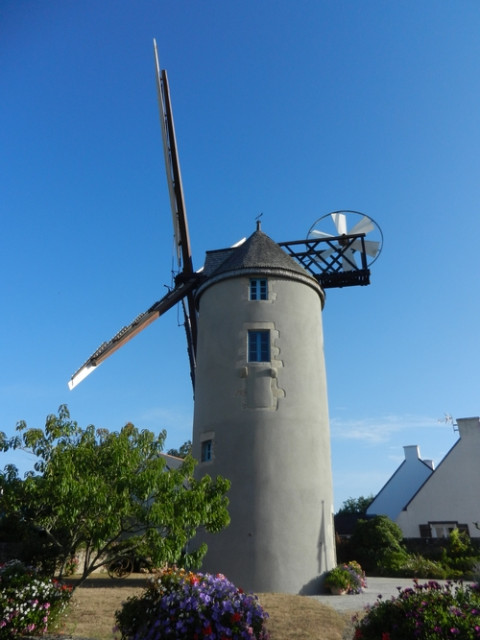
311, 577, 440, 612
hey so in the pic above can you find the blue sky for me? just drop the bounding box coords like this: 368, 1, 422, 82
1, 1, 480, 511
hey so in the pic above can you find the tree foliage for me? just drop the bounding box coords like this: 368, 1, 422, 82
336, 494, 374, 515
167, 440, 192, 459
0, 406, 230, 585
349, 515, 408, 573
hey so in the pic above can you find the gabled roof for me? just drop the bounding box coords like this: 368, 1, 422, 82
366, 445, 435, 521
400, 438, 461, 511
395, 418, 480, 538
159, 452, 184, 471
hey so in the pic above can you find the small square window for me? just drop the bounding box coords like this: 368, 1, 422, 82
249, 278, 268, 300
201, 439, 213, 462
429, 522, 461, 539
248, 330, 270, 362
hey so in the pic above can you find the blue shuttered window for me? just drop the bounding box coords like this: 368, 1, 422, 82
249, 278, 268, 300
201, 440, 212, 462
248, 330, 270, 362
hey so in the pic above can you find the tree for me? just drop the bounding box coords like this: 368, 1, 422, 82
336, 495, 374, 515
167, 440, 192, 458
0, 406, 230, 585
349, 515, 408, 573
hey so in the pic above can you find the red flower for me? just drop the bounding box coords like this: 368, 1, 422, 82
382, 633, 391, 640
231, 613, 242, 623
203, 624, 212, 635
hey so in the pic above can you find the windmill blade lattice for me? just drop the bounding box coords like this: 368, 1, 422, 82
308, 210, 383, 270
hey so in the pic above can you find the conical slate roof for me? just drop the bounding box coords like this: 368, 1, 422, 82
204, 228, 308, 278
198, 226, 324, 303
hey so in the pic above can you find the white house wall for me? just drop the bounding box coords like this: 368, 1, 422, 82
396, 418, 480, 538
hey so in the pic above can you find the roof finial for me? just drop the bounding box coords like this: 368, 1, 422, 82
256, 212, 263, 231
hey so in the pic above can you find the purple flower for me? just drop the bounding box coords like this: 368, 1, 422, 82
115, 569, 269, 639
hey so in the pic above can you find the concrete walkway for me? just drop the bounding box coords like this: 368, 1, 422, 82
311, 576, 443, 612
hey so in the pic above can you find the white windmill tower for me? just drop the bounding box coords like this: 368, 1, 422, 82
69, 43, 383, 594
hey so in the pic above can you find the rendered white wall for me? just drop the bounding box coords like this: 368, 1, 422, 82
396, 418, 480, 538
192, 271, 336, 594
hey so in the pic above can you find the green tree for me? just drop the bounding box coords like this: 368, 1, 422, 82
336, 495, 374, 515
0, 406, 230, 586
349, 515, 408, 573
167, 440, 192, 458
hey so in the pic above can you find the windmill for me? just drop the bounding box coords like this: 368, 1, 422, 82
69, 41, 383, 594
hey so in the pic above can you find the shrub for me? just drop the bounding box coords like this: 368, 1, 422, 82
447, 528, 474, 557
324, 566, 352, 592
473, 562, 480, 583
438, 529, 480, 578
349, 516, 407, 574
379, 549, 410, 574
324, 562, 367, 594
115, 567, 270, 639
353, 579, 480, 639
0, 559, 72, 638
396, 553, 447, 579
442, 554, 480, 579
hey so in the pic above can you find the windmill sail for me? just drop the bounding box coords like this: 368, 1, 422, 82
154, 40, 197, 383
68, 276, 199, 390
153, 40, 192, 274
69, 45, 199, 392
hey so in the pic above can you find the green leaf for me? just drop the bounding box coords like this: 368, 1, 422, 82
0, 406, 230, 586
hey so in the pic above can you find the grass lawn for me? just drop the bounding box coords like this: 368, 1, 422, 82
60, 574, 358, 640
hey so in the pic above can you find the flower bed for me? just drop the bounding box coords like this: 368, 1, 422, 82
0, 559, 72, 638
115, 566, 269, 639
353, 579, 480, 639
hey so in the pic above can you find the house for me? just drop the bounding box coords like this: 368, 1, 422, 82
368, 417, 480, 540
396, 417, 480, 539
160, 452, 184, 471
366, 445, 435, 521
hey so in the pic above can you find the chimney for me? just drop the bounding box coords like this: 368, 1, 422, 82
456, 417, 480, 439
403, 445, 421, 461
